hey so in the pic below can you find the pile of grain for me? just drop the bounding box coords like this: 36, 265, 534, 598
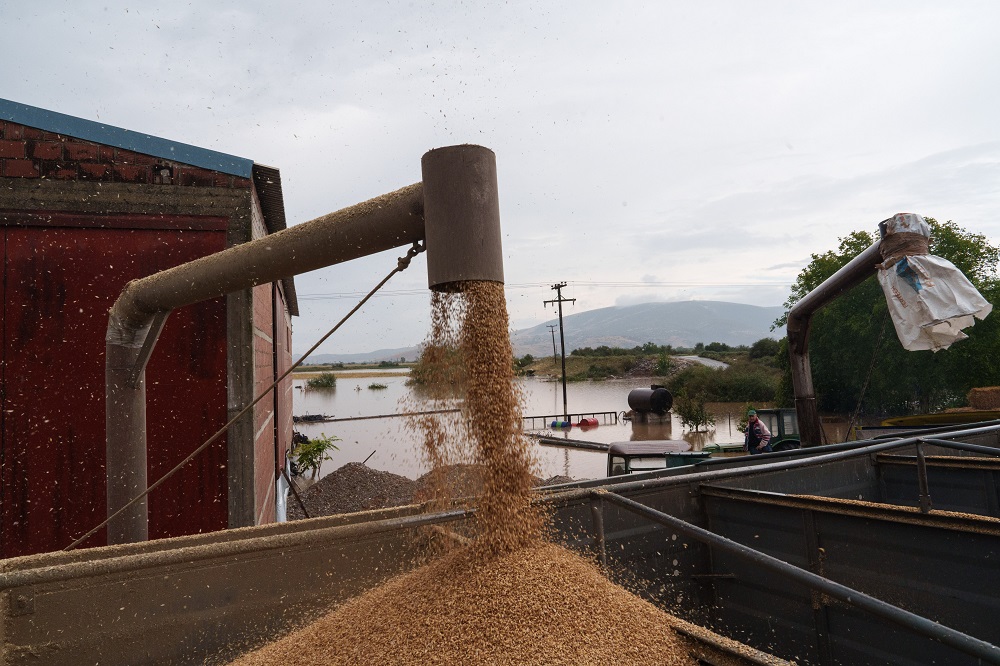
229, 542, 699, 666
232, 281, 697, 665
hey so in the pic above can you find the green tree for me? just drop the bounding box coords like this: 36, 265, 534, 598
749, 337, 781, 361
674, 389, 716, 432
778, 218, 1000, 416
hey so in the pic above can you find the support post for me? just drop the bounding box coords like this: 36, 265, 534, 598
787, 241, 882, 446
544, 282, 575, 421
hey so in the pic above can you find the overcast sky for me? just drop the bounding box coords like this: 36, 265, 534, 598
5, 1, 1000, 355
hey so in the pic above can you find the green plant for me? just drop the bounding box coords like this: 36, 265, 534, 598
306, 372, 337, 388
654, 352, 672, 376
514, 353, 535, 372
368, 382, 388, 390
674, 389, 716, 432
293, 433, 341, 478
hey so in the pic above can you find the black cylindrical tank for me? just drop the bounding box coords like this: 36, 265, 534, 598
627, 386, 673, 415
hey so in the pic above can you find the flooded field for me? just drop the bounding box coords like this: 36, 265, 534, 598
293, 375, 759, 481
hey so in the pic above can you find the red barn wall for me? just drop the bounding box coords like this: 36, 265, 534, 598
275, 283, 294, 482
0, 118, 292, 556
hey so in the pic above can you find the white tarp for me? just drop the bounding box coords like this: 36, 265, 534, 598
275, 458, 290, 522
876, 213, 992, 352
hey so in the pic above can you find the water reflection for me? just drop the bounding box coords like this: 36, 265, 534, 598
293, 375, 753, 482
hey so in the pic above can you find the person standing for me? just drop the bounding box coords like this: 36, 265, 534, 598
744, 409, 772, 454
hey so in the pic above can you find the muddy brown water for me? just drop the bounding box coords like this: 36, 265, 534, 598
294, 377, 773, 481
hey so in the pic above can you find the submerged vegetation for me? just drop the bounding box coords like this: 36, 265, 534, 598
306, 372, 337, 388
673, 389, 716, 432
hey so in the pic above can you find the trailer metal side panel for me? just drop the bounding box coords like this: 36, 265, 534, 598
877, 456, 1000, 517
0, 508, 459, 666
704, 492, 1000, 664
714, 455, 881, 501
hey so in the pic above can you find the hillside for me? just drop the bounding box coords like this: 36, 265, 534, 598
510, 301, 784, 357
296, 301, 785, 363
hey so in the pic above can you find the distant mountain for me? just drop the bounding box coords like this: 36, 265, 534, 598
510, 301, 785, 357
295, 301, 785, 363
296, 346, 420, 365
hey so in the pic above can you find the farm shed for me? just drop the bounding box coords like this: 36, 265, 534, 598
0, 98, 297, 557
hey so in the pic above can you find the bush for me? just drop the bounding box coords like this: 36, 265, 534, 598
306, 372, 337, 388
514, 354, 535, 374
292, 433, 340, 478
668, 361, 779, 403
368, 382, 388, 390
584, 364, 617, 379
407, 343, 465, 387
654, 352, 672, 376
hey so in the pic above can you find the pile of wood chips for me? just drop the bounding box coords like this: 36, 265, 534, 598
229, 542, 699, 666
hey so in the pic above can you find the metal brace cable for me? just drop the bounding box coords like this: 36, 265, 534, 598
65, 241, 426, 551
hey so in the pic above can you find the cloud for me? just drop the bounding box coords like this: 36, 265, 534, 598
5, 2, 1000, 354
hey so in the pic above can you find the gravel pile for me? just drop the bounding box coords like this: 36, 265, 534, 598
288, 463, 576, 519
287, 463, 417, 519
229, 542, 699, 666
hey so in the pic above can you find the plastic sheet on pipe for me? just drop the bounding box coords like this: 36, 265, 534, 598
877, 214, 992, 352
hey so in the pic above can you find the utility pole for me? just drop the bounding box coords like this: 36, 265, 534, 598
544, 282, 576, 421
546, 324, 558, 363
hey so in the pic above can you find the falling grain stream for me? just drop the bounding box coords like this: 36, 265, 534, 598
230, 282, 700, 665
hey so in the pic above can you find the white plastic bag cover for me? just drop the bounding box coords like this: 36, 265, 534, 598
877, 254, 993, 352
882, 212, 930, 236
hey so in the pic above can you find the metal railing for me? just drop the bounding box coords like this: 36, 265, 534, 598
521, 410, 619, 430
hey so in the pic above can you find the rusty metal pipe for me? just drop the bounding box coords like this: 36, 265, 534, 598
787, 241, 882, 447
421, 144, 505, 289
106, 145, 505, 545
108, 183, 425, 338
105, 183, 424, 544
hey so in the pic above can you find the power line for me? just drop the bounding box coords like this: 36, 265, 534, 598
297, 280, 792, 300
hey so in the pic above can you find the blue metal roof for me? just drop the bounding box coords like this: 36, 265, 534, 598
0, 98, 253, 178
